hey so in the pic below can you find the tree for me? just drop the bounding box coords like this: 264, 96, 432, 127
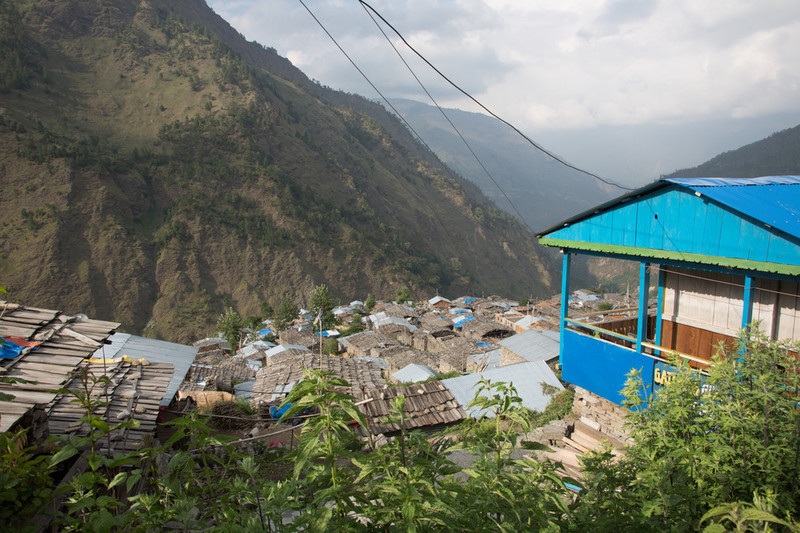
573, 326, 800, 531
273, 296, 299, 332
341, 312, 365, 336
395, 286, 411, 303
217, 307, 244, 352
309, 284, 336, 329
323, 337, 339, 356
364, 293, 376, 313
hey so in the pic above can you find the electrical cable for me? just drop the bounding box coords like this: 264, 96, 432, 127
359, 1, 532, 230
296, 0, 488, 237
357, 0, 634, 192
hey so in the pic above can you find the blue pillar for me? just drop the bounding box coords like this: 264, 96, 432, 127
637, 262, 650, 354
654, 266, 665, 355
559, 251, 571, 368
742, 275, 754, 329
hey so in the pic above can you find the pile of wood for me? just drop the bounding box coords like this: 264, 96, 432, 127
532, 418, 627, 481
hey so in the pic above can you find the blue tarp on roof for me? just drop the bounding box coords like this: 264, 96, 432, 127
453, 315, 475, 327
0, 338, 24, 359
664, 176, 800, 240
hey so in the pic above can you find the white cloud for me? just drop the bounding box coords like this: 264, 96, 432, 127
207, 0, 800, 131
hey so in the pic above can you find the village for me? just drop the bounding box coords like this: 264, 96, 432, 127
1, 176, 798, 529
0, 288, 636, 511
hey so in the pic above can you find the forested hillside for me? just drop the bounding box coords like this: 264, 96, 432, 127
0, 0, 556, 342
666, 124, 800, 178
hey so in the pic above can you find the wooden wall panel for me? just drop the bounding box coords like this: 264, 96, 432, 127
660, 319, 737, 361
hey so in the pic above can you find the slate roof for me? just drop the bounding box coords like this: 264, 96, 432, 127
419, 313, 453, 333
340, 331, 399, 353
354, 381, 466, 435
460, 316, 513, 339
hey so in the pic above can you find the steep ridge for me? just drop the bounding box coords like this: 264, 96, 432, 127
388, 99, 619, 231
0, 0, 555, 342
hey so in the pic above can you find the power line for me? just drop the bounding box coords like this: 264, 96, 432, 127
357, 0, 634, 192
359, 1, 532, 230
296, 0, 491, 234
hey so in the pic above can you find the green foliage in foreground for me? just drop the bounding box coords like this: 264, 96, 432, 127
1, 328, 799, 531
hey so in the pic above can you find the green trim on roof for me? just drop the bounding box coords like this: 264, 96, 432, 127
538, 237, 800, 276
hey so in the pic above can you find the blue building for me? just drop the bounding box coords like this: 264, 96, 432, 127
537, 176, 800, 404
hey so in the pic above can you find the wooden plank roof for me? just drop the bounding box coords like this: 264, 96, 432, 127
251, 353, 387, 404
355, 381, 466, 435
47, 360, 173, 453
0, 302, 120, 432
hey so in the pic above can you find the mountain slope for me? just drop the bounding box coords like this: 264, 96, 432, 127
666, 124, 800, 178
0, 0, 555, 342
387, 99, 619, 231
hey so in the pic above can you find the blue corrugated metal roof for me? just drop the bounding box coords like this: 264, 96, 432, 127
664, 176, 800, 240
538, 175, 800, 275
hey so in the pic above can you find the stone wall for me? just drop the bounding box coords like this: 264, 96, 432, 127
499, 346, 525, 366
571, 386, 631, 444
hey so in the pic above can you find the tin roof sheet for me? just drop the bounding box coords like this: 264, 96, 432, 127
664, 176, 800, 240
442, 361, 563, 418
92, 333, 197, 406
392, 363, 436, 383
497, 329, 560, 363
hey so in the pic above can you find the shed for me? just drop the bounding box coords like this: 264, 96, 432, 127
428, 296, 452, 308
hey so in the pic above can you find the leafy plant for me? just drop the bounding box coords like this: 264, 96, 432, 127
575, 326, 800, 531
216, 307, 244, 353
0, 429, 54, 528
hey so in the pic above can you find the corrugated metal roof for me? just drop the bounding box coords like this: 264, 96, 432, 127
442, 361, 563, 418
497, 329, 560, 363
392, 363, 436, 383
265, 344, 310, 358
93, 333, 197, 406
468, 349, 501, 370
664, 176, 800, 240
538, 176, 800, 275
354, 355, 390, 369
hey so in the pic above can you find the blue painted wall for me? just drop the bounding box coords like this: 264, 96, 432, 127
546, 186, 800, 267
562, 329, 655, 405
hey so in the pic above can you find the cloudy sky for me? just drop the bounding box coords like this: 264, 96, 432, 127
207, 0, 800, 182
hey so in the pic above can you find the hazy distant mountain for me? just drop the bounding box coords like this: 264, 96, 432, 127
386, 99, 620, 232
0, 0, 557, 342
